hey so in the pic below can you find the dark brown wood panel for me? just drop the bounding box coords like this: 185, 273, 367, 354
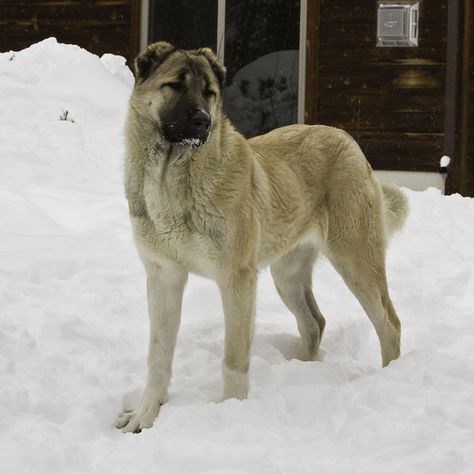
348, 131, 444, 172
0, 0, 139, 64
307, 0, 448, 173
467, 1, 474, 196
318, 65, 446, 90
319, 111, 443, 134
319, 47, 447, 65
305, 0, 320, 124
444, 0, 473, 196
319, 88, 444, 112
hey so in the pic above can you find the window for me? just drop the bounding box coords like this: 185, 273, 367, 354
148, 0, 301, 138
148, 0, 218, 51
223, 0, 301, 137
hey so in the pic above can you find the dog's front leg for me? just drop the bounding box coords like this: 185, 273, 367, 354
116, 260, 188, 433
219, 268, 257, 400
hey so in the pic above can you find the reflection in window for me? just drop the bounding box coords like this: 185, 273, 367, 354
149, 0, 218, 51
224, 0, 300, 138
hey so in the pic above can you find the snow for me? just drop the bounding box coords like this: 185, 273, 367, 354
179, 137, 206, 148
440, 155, 451, 168
440, 155, 451, 170
1, 39, 474, 474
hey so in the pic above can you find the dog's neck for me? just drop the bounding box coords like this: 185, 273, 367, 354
125, 107, 238, 219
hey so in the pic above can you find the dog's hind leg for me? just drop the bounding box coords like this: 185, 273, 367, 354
271, 245, 325, 361
326, 245, 401, 367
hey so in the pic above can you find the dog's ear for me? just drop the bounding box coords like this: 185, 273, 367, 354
198, 48, 226, 89
134, 42, 176, 84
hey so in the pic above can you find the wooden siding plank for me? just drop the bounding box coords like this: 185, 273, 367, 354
319, 111, 444, 134
353, 132, 444, 172
305, 0, 320, 123
464, 0, 473, 195
318, 89, 445, 112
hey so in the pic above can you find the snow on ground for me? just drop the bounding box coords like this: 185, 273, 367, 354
1, 39, 474, 474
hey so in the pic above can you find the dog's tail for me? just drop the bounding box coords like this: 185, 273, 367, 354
381, 182, 409, 238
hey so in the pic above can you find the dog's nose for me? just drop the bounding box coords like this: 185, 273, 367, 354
189, 110, 211, 136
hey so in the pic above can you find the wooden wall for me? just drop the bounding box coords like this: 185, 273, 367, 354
468, 2, 474, 194
0, 0, 140, 64
446, 0, 473, 197
306, 0, 448, 172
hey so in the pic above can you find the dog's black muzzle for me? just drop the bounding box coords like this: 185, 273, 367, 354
163, 108, 211, 148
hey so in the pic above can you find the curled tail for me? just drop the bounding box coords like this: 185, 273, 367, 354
381, 182, 409, 238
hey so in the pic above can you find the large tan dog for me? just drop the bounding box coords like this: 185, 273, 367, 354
116, 42, 408, 433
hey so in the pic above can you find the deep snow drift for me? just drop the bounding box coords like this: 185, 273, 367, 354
1, 39, 473, 474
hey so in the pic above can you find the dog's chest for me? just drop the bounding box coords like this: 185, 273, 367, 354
134, 173, 224, 277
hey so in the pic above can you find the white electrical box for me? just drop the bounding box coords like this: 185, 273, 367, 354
377, 2, 419, 47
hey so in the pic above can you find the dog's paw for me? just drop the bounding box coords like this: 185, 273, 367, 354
115, 398, 161, 433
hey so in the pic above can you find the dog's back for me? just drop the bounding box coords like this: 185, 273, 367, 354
249, 123, 408, 252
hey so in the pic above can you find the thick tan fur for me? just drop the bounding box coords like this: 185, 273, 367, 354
116, 42, 409, 433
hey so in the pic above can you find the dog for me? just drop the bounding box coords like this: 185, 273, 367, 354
115, 42, 409, 433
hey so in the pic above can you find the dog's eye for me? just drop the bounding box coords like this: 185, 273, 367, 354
163, 82, 183, 91
204, 89, 216, 97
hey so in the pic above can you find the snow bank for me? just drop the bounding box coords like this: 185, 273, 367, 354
1, 40, 474, 474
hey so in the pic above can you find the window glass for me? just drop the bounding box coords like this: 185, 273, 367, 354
224, 0, 300, 137
149, 0, 218, 51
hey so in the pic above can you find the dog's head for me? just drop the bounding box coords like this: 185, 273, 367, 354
131, 42, 226, 148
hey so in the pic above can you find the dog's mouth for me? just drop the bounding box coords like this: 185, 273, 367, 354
176, 136, 208, 148
162, 111, 211, 149
163, 130, 209, 149
162, 123, 209, 146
